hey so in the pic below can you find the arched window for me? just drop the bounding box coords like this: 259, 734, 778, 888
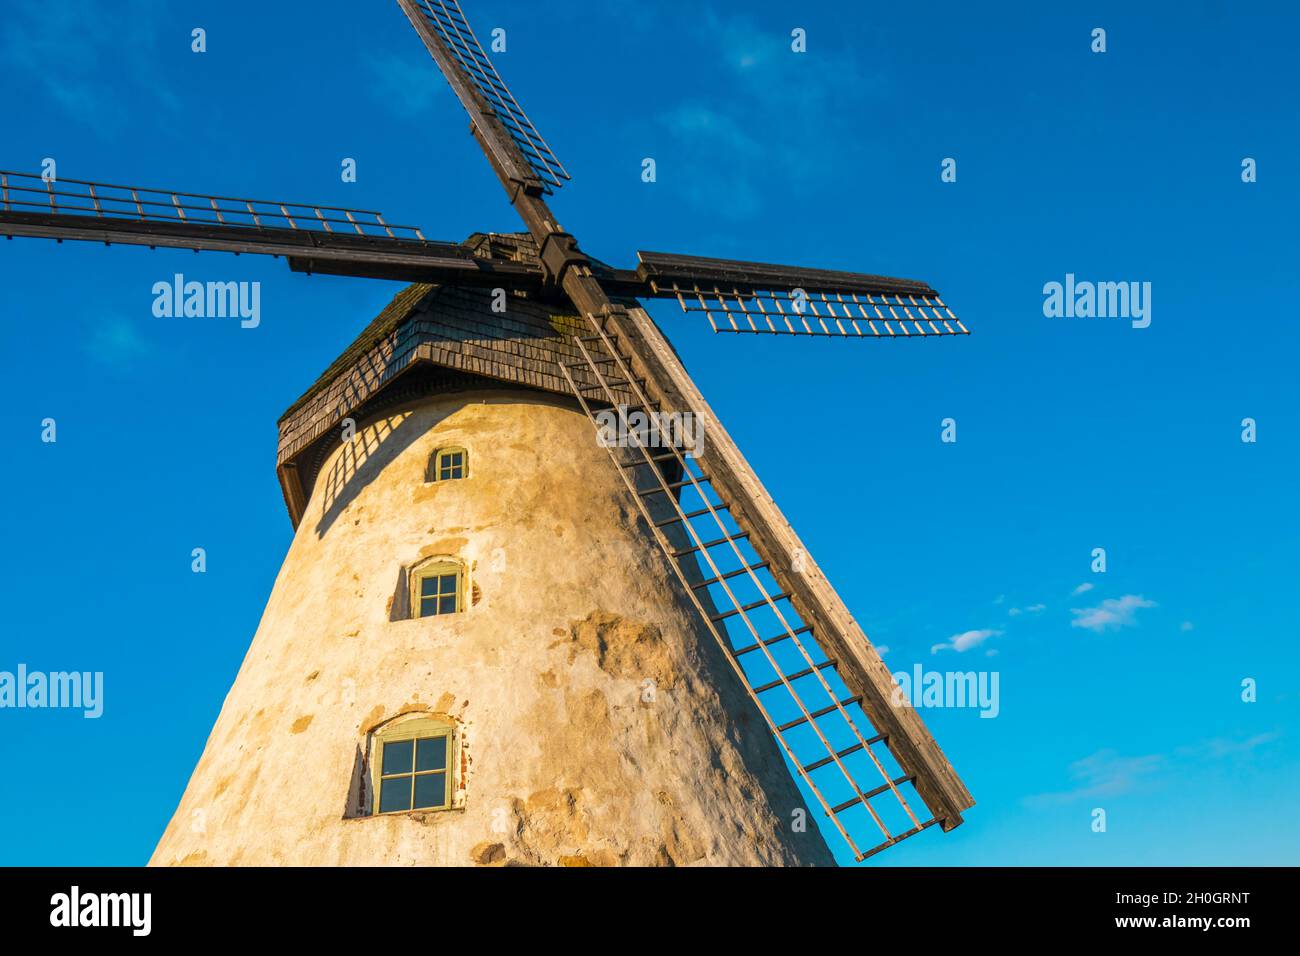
409, 557, 464, 618
429, 446, 467, 481
371, 716, 456, 815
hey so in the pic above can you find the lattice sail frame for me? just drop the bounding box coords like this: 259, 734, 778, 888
0, 169, 425, 239
662, 283, 968, 338
631, 250, 969, 337
559, 312, 945, 862
404, 0, 570, 192
0, 170, 563, 288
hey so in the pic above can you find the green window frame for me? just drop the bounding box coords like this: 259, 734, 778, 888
372, 717, 455, 815
433, 446, 467, 481
412, 560, 463, 618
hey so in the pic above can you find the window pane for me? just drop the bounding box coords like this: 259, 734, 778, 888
420, 576, 440, 597
438, 595, 457, 614
379, 775, 413, 813
381, 739, 414, 775
438, 574, 457, 595
420, 597, 440, 617
416, 735, 447, 772
413, 772, 447, 809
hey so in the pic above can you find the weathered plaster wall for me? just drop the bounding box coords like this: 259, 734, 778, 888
151, 389, 833, 866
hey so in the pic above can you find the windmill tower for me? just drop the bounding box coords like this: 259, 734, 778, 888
1, 0, 973, 866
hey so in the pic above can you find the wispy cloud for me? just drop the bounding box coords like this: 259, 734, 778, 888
931, 628, 1001, 655
1181, 731, 1281, 760
1, 0, 179, 132
1026, 732, 1281, 808
1070, 595, 1156, 633
365, 53, 447, 118
1025, 748, 1164, 807
1008, 603, 1046, 616
1071, 582, 1095, 596
659, 104, 765, 217
653, 8, 882, 220
83, 317, 157, 368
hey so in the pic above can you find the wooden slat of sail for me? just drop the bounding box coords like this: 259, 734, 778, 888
0, 169, 545, 286
575, 302, 975, 848
560, 309, 968, 860
634, 251, 967, 338
664, 285, 968, 338
397, 0, 569, 193
637, 250, 937, 297
0, 169, 424, 238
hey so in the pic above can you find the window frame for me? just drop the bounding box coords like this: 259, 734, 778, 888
370, 716, 457, 816
431, 446, 468, 482
409, 558, 465, 619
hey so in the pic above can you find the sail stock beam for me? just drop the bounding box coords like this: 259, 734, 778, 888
559, 307, 958, 862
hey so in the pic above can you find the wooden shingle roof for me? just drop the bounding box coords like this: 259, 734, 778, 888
274, 241, 630, 526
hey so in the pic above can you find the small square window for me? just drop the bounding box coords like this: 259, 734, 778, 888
376, 731, 451, 814
415, 565, 461, 617
433, 448, 466, 481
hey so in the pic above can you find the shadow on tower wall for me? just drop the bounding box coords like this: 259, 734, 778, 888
313, 407, 452, 539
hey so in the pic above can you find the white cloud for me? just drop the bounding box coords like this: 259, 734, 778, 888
367, 53, 446, 118
651, 9, 881, 220
1025, 748, 1164, 806
1010, 603, 1046, 616
875, 645, 889, 655
931, 628, 1001, 655
1070, 595, 1156, 633
1, 0, 178, 131
1180, 621, 1194, 632
1196, 731, 1280, 759
84, 316, 156, 368
1028, 732, 1282, 808
1071, 582, 1095, 596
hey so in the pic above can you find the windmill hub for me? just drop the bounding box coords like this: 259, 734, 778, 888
536, 230, 587, 288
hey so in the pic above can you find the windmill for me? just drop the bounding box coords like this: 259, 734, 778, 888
3, 0, 974, 865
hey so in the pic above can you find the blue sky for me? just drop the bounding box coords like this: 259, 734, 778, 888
1, 0, 1297, 865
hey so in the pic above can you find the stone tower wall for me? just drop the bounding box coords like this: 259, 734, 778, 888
150, 389, 833, 866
